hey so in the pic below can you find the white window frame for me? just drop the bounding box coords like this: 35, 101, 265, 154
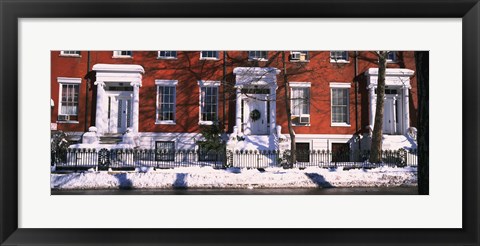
198, 80, 220, 125
57, 77, 82, 124
112, 51, 133, 58
155, 80, 178, 125
248, 51, 268, 61
60, 51, 81, 57
386, 51, 398, 63
290, 82, 311, 126
330, 51, 349, 63
330, 82, 351, 127
200, 51, 219, 60
289, 51, 309, 62
157, 51, 177, 59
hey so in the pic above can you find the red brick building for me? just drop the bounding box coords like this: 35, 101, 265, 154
51, 51, 418, 154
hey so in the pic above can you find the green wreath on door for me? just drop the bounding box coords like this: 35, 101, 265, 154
250, 109, 261, 121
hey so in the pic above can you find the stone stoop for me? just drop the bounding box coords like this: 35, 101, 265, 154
99, 134, 123, 144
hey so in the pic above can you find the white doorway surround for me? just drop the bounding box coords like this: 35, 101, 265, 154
233, 67, 280, 136
93, 64, 144, 135
365, 68, 415, 135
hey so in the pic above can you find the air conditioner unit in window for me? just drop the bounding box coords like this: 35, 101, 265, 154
58, 115, 70, 121
291, 52, 301, 60
299, 114, 310, 124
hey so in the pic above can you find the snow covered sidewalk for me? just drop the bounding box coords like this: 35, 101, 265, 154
51, 166, 417, 190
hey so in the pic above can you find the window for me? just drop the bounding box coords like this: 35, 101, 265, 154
155, 141, 175, 161
60, 51, 81, 56
387, 51, 397, 62
198, 81, 220, 124
331, 143, 350, 162
296, 143, 310, 163
57, 77, 81, 122
290, 82, 311, 125
158, 51, 177, 59
156, 80, 177, 124
330, 83, 350, 126
330, 51, 349, 63
200, 51, 219, 60
248, 51, 268, 61
290, 51, 309, 61
113, 51, 132, 58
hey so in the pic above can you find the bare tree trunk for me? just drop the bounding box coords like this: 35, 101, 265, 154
369, 51, 387, 163
282, 51, 296, 166
415, 51, 429, 195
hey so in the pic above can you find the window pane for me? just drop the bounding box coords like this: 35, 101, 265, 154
59, 84, 79, 117
157, 86, 176, 121
200, 86, 218, 121
332, 88, 348, 123
291, 87, 310, 118
201, 51, 217, 58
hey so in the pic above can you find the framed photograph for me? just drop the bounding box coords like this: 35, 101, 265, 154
1, 0, 479, 245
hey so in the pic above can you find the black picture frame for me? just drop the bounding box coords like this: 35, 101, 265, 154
1, 0, 478, 245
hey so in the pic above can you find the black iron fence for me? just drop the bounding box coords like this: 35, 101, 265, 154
52, 148, 418, 171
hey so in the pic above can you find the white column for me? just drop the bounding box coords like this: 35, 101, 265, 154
270, 86, 277, 135
235, 88, 242, 134
94, 81, 107, 134
368, 86, 376, 127
403, 86, 410, 134
392, 97, 397, 134
131, 82, 140, 133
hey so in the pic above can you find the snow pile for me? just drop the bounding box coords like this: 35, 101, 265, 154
51, 166, 417, 190
382, 135, 416, 150
234, 135, 276, 150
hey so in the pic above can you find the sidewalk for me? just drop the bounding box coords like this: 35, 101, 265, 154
51, 166, 417, 190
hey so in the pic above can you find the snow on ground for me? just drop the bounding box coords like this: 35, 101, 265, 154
382, 135, 417, 150
51, 166, 417, 190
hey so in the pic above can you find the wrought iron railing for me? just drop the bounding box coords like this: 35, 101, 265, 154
51, 148, 418, 170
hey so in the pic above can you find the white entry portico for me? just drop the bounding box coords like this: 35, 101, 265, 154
365, 68, 415, 135
92, 64, 144, 135
233, 67, 280, 136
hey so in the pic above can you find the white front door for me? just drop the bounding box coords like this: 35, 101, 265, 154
383, 97, 396, 134
243, 94, 269, 135
107, 93, 132, 134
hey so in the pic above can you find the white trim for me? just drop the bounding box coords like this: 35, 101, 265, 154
59, 51, 81, 57
155, 121, 176, 125
330, 86, 350, 126
156, 83, 177, 124
197, 80, 221, 87
248, 51, 268, 61
329, 82, 351, 88
386, 51, 398, 63
57, 77, 81, 84
331, 123, 351, 127
290, 85, 311, 126
199, 51, 219, 60
93, 64, 145, 73
199, 121, 215, 125
155, 79, 178, 86
330, 51, 349, 63
330, 59, 350, 63
56, 121, 79, 124
57, 80, 81, 122
157, 51, 177, 59
365, 68, 415, 77
289, 82, 311, 88
198, 84, 219, 125
112, 51, 133, 58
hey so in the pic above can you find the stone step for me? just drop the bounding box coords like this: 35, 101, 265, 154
99, 135, 123, 144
